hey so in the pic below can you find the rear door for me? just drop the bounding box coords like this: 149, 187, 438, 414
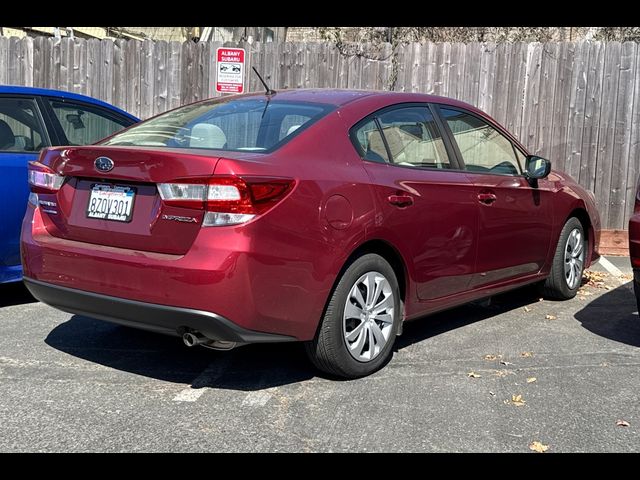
353, 104, 480, 300
0, 95, 50, 273
436, 105, 553, 288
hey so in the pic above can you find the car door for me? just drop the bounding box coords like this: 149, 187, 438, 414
0, 95, 50, 280
352, 104, 480, 301
42, 97, 136, 146
436, 105, 553, 288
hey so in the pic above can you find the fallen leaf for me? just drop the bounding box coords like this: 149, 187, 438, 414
520, 351, 533, 358
616, 420, 630, 427
579, 296, 587, 301
511, 394, 526, 407
484, 354, 501, 361
545, 314, 557, 320
529, 441, 549, 453
467, 372, 481, 378
526, 377, 537, 383
524, 306, 531, 312
500, 360, 514, 366
493, 369, 515, 378
582, 270, 610, 289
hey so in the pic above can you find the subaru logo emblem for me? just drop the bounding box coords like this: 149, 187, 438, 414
94, 157, 114, 173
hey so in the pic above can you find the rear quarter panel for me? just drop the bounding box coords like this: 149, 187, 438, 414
213, 110, 380, 339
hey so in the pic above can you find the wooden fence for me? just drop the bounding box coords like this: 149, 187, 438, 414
0, 36, 638, 230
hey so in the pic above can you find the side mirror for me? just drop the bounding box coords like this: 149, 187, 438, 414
525, 155, 551, 180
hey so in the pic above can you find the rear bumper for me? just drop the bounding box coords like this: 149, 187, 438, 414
24, 277, 295, 343
21, 204, 332, 341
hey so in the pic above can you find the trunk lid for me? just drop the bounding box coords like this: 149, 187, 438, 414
38, 146, 221, 255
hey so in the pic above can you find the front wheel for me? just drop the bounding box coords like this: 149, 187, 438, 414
305, 254, 401, 378
542, 217, 586, 299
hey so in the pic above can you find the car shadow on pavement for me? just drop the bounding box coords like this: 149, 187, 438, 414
0, 282, 37, 307
574, 282, 640, 348
395, 283, 544, 350
45, 315, 316, 389
44, 284, 546, 391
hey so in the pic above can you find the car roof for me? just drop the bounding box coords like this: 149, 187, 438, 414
233, 88, 480, 111
0, 85, 139, 121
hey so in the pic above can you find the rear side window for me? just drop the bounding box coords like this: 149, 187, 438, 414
48, 100, 132, 145
0, 97, 46, 152
102, 98, 334, 153
376, 107, 451, 169
353, 119, 390, 163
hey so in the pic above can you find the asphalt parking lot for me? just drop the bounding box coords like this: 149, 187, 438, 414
1, 257, 638, 452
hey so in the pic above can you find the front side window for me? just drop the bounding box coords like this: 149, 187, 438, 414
102, 97, 333, 152
48, 100, 132, 145
440, 108, 521, 175
0, 97, 46, 153
376, 107, 451, 169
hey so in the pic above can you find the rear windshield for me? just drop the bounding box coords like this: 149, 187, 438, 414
101, 97, 334, 152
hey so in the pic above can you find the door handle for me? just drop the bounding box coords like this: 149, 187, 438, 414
477, 192, 497, 205
387, 194, 414, 208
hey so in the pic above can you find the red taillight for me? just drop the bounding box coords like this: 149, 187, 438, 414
157, 176, 294, 226
28, 161, 65, 194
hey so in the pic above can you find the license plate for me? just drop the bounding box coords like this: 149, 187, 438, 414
86, 184, 136, 222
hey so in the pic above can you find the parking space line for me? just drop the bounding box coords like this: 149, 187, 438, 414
172, 358, 230, 402
598, 256, 624, 277
241, 391, 272, 407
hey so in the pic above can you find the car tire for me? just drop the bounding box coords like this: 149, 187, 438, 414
305, 253, 401, 379
542, 217, 586, 300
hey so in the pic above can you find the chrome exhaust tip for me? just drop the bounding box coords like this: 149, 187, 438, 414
182, 331, 205, 347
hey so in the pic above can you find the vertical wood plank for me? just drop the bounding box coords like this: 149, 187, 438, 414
595, 41, 622, 230
20, 37, 34, 87
564, 41, 590, 183
140, 39, 155, 119
579, 41, 605, 193
609, 41, 637, 229
491, 42, 511, 125
505, 42, 526, 142
72, 38, 87, 94
549, 42, 574, 172
153, 41, 168, 115
0, 37, 8, 85
534, 42, 559, 157
461, 42, 481, 106
447, 43, 465, 100
477, 42, 496, 115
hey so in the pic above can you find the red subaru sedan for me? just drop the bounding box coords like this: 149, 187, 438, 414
21, 89, 601, 378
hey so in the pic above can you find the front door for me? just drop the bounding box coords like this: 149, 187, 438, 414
437, 106, 552, 288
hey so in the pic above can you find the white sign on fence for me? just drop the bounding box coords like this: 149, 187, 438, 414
216, 47, 245, 94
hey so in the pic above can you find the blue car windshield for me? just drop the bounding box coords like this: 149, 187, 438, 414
101, 97, 334, 152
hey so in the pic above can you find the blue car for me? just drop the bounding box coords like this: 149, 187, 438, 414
0, 86, 138, 283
